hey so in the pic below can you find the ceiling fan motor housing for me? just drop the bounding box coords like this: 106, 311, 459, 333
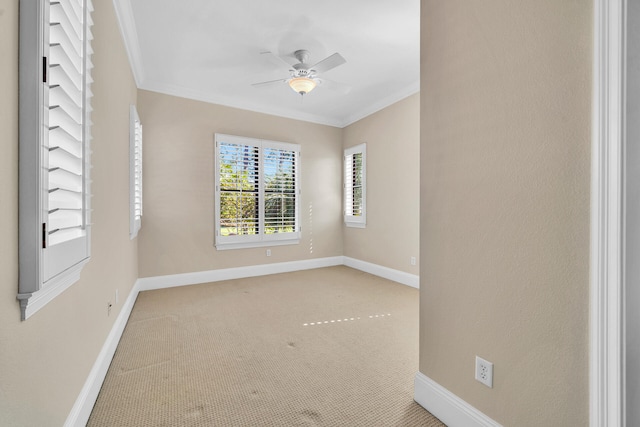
294, 49, 311, 64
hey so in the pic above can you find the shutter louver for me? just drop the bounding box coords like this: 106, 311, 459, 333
46, 0, 92, 247
264, 147, 297, 234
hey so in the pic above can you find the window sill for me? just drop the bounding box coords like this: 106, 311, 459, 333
215, 238, 300, 251
345, 222, 366, 229
17, 257, 90, 321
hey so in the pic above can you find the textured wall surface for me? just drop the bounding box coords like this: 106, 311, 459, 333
419, 1, 592, 425
0, 1, 139, 424
342, 94, 420, 275
137, 90, 343, 278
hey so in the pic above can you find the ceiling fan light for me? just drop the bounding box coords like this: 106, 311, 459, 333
289, 77, 317, 95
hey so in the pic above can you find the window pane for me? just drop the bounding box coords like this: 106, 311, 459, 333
352, 187, 363, 216
352, 153, 362, 186
219, 142, 260, 236
264, 147, 296, 234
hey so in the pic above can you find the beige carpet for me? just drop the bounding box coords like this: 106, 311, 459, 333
87, 266, 445, 426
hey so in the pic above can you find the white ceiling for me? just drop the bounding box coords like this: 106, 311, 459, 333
113, 0, 420, 128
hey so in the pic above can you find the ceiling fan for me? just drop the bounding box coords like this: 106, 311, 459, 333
252, 49, 350, 96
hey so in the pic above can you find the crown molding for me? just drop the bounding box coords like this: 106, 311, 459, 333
112, 0, 145, 86
338, 80, 420, 128
138, 79, 346, 127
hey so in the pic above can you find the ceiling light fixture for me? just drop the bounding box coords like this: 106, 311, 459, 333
289, 77, 317, 96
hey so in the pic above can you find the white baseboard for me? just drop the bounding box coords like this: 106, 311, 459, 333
64, 279, 141, 427
343, 256, 419, 288
138, 256, 345, 291
138, 256, 419, 291
414, 372, 502, 427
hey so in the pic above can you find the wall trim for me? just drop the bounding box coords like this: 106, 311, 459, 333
340, 81, 420, 128
64, 279, 141, 427
343, 256, 419, 288
590, 0, 626, 426
138, 257, 419, 291
111, 0, 145, 86
137, 257, 345, 291
414, 372, 502, 427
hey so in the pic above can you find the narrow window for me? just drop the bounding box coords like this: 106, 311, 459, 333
344, 143, 366, 228
130, 105, 143, 239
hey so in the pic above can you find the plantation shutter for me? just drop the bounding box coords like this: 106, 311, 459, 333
46, 0, 93, 247
344, 144, 366, 227
130, 106, 143, 238
18, 0, 93, 319
263, 146, 297, 234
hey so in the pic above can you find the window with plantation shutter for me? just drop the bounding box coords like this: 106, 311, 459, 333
215, 134, 301, 250
18, 0, 93, 320
344, 143, 366, 228
130, 106, 143, 239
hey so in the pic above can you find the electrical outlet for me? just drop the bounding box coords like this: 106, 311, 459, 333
115, 289, 119, 305
475, 356, 493, 388
266, 249, 271, 257
410, 256, 416, 266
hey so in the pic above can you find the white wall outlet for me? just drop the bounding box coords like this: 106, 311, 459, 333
115, 289, 119, 305
475, 356, 493, 388
266, 249, 271, 257
410, 256, 417, 266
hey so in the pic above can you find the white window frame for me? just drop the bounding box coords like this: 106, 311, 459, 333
344, 143, 367, 228
18, 0, 93, 320
214, 134, 301, 250
129, 105, 143, 239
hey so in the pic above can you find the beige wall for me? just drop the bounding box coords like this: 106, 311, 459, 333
419, 1, 591, 426
0, 1, 139, 425
342, 94, 420, 275
137, 90, 343, 277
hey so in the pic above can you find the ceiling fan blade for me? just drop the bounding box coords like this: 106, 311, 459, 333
252, 78, 289, 88
317, 78, 351, 95
308, 53, 346, 74
259, 51, 294, 71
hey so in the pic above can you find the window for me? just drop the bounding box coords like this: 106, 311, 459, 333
18, 0, 94, 320
344, 143, 366, 228
215, 134, 300, 250
130, 105, 143, 239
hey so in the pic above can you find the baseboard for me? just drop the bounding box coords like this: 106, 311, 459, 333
138, 256, 345, 291
138, 256, 418, 291
343, 256, 419, 288
64, 279, 141, 427
414, 372, 502, 427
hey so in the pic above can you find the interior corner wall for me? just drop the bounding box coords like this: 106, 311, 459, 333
0, 1, 139, 425
419, 1, 591, 425
136, 90, 343, 278
342, 94, 420, 276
